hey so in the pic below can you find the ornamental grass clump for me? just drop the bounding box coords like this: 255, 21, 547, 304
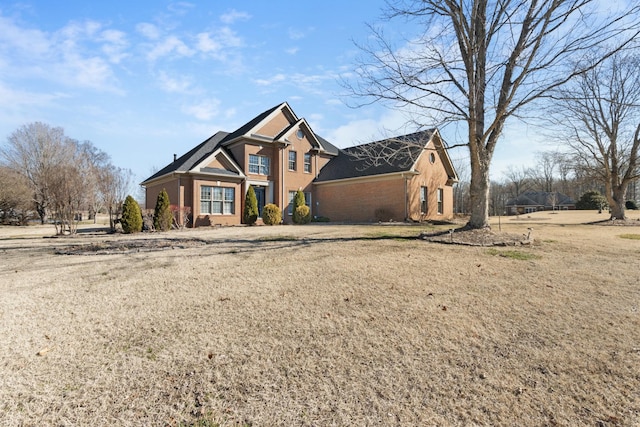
262, 203, 281, 225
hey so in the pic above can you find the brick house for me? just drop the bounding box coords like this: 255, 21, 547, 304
141, 102, 458, 226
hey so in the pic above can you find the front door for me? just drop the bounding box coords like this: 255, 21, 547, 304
254, 187, 266, 217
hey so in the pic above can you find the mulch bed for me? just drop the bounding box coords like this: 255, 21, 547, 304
420, 227, 532, 246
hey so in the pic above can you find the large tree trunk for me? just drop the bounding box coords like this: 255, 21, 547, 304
467, 155, 491, 229
609, 184, 627, 220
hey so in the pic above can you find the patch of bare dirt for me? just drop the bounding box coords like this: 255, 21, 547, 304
420, 226, 532, 246
588, 217, 640, 226
54, 238, 208, 255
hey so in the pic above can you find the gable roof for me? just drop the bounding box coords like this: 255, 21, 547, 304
141, 131, 230, 184
506, 191, 575, 207
315, 129, 457, 182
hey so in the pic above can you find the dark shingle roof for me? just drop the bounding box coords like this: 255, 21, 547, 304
315, 130, 434, 182
316, 135, 339, 156
220, 103, 283, 144
141, 131, 230, 184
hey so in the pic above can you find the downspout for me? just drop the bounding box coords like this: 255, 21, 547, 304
404, 174, 408, 221
281, 145, 285, 219
177, 176, 181, 226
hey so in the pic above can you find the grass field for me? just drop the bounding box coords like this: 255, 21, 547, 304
1, 210, 639, 426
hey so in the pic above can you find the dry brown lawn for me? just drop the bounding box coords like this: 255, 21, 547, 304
1, 210, 639, 426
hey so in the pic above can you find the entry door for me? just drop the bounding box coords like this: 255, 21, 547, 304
254, 187, 266, 217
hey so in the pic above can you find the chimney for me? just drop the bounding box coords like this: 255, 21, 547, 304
173, 154, 177, 162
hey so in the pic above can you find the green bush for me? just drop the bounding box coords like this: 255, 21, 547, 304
121, 195, 142, 233
292, 190, 308, 224
243, 186, 259, 225
626, 200, 638, 210
262, 203, 281, 225
153, 188, 173, 231
293, 205, 311, 224
576, 190, 608, 210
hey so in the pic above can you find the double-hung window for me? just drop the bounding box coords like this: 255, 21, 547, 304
420, 186, 428, 214
248, 154, 270, 175
201, 186, 235, 215
437, 188, 443, 215
288, 151, 297, 171
304, 153, 311, 173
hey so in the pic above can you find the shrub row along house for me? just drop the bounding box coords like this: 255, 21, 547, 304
141, 102, 458, 226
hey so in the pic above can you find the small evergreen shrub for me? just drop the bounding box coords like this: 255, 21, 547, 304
121, 195, 143, 233
626, 200, 638, 210
576, 190, 608, 210
153, 189, 173, 231
262, 203, 281, 225
292, 190, 308, 224
243, 186, 259, 225
293, 205, 311, 224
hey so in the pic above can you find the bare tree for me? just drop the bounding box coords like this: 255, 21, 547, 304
78, 141, 111, 223
452, 155, 470, 214
530, 152, 558, 192
503, 165, 531, 198
0, 166, 33, 224
552, 52, 640, 220
346, 0, 640, 228
99, 165, 133, 232
0, 122, 69, 223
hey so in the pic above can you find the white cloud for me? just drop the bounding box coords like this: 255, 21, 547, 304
136, 22, 161, 40
0, 14, 51, 56
0, 13, 123, 93
99, 29, 129, 63
167, 2, 195, 16
196, 32, 221, 52
254, 73, 287, 86
220, 9, 251, 24
288, 27, 313, 40
147, 35, 194, 61
182, 99, 221, 121
157, 71, 194, 93
285, 47, 299, 55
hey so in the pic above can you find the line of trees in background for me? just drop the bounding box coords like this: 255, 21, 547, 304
453, 150, 639, 216
0, 122, 134, 233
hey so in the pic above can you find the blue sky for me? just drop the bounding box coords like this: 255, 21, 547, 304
0, 1, 557, 186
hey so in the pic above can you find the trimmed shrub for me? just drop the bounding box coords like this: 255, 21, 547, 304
292, 190, 308, 224
153, 188, 173, 231
576, 190, 608, 210
121, 195, 142, 233
626, 200, 638, 210
262, 203, 281, 225
293, 205, 311, 224
243, 185, 259, 225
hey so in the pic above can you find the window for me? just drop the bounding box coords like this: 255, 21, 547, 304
288, 191, 311, 215
304, 153, 312, 173
296, 129, 304, 139
201, 186, 234, 215
249, 154, 270, 175
437, 188, 444, 215
288, 151, 297, 171
420, 186, 428, 214
429, 152, 436, 164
